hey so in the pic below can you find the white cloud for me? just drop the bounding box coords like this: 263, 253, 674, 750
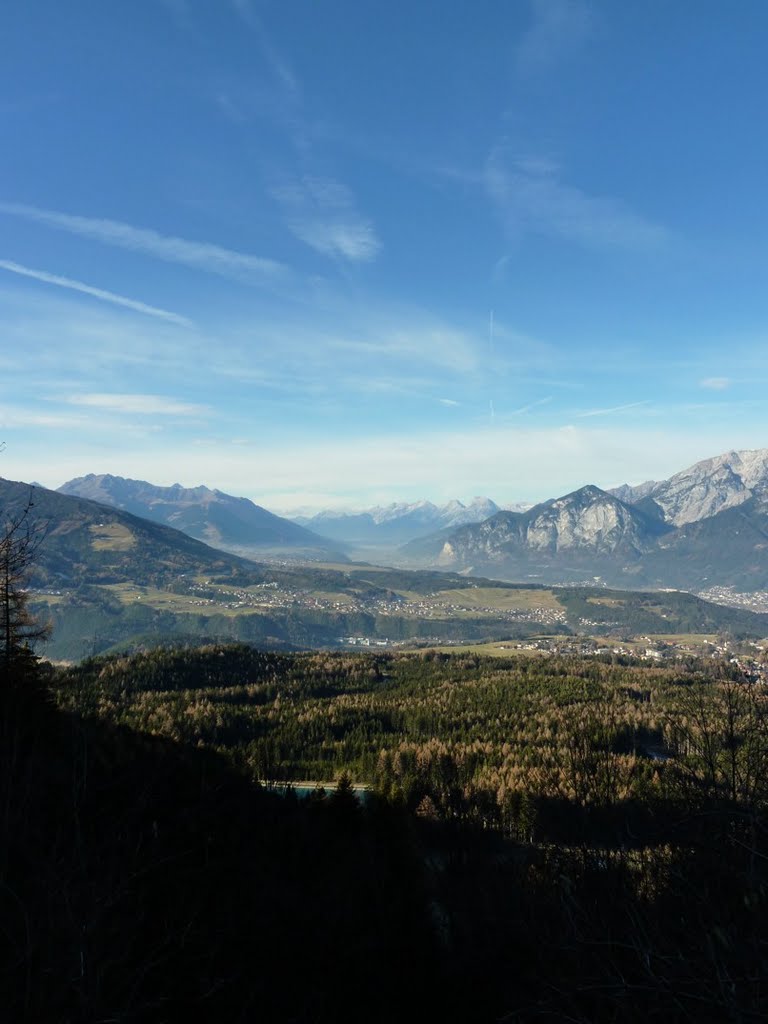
289, 219, 380, 262
214, 4, 311, 152
0, 406, 95, 430
576, 400, 651, 418
0, 286, 217, 394
0, 202, 286, 282
439, 398, 461, 406
11, 423, 764, 514
700, 376, 731, 390
159, 0, 191, 21
327, 325, 478, 373
0, 260, 192, 326
273, 176, 381, 262
516, 0, 593, 76
508, 396, 553, 416
231, 0, 259, 29
0, 279, 495, 411
65, 393, 209, 416
230, 0, 300, 98
484, 150, 668, 251
0, 401, 179, 435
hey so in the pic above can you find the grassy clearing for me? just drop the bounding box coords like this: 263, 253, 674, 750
391, 589, 435, 601
101, 583, 259, 617
647, 632, 719, 644
415, 638, 558, 657
423, 633, 723, 657
591, 633, 719, 652
309, 590, 356, 605
311, 562, 385, 572
425, 587, 560, 611
89, 523, 135, 551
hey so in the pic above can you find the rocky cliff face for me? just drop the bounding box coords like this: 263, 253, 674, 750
613, 448, 768, 526
524, 486, 654, 553
405, 450, 768, 590
435, 486, 667, 570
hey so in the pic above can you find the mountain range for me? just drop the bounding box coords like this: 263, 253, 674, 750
608, 448, 768, 525
0, 477, 249, 590
46, 449, 768, 592
402, 449, 768, 592
5, 459, 768, 661
58, 474, 344, 561
11, 445, 768, 599
56, 478, 527, 556
293, 497, 515, 549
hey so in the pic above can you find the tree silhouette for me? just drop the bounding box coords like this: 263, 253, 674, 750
0, 486, 49, 682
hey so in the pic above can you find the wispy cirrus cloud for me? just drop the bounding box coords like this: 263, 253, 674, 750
230, 0, 301, 98
216, 0, 315, 153
509, 396, 553, 416
516, 0, 594, 76
328, 325, 477, 373
0, 259, 193, 326
289, 219, 380, 262
221, 8, 376, 261
700, 376, 731, 390
0, 202, 286, 282
484, 150, 668, 251
159, 0, 191, 22
576, 400, 651, 418
0, 405, 96, 430
65, 393, 209, 416
273, 176, 381, 262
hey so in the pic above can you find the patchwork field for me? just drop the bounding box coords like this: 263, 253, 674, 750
419, 586, 562, 611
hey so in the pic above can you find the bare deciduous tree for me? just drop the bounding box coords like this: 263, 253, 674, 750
667, 675, 768, 811
0, 486, 50, 682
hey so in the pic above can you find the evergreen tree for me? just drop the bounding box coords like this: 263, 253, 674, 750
0, 488, 49, 683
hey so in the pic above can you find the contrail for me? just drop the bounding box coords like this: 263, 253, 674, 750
0, 201, 285, 281
0, 259, 194, 326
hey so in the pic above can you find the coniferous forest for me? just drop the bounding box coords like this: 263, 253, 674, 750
3, 641, 768, 1022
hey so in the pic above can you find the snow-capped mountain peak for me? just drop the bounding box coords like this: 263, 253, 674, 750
613, 447, 768, 526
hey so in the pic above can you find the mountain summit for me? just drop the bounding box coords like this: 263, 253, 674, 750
423, 486, 669, 575
58, 475, 344, 560
295, 497, 502, 549
401, 449, 768, 591
611, 448, 768, 526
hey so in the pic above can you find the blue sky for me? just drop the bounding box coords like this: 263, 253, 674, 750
2, 0, 768, 511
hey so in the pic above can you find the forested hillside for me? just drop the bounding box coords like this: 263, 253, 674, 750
56, 644, 765, 826
6, 643, 760, 1021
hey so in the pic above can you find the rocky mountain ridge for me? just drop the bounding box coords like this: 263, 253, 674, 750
294, 496, 512, 548
0, 476, 249, 590
610, 448, 768, 526
58, 474, 344, 560
402, 448, 768, 592
404, 485, 669, 574
51, 447, 768, 590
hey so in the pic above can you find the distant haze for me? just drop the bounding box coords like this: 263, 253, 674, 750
10, 428, 766, 515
